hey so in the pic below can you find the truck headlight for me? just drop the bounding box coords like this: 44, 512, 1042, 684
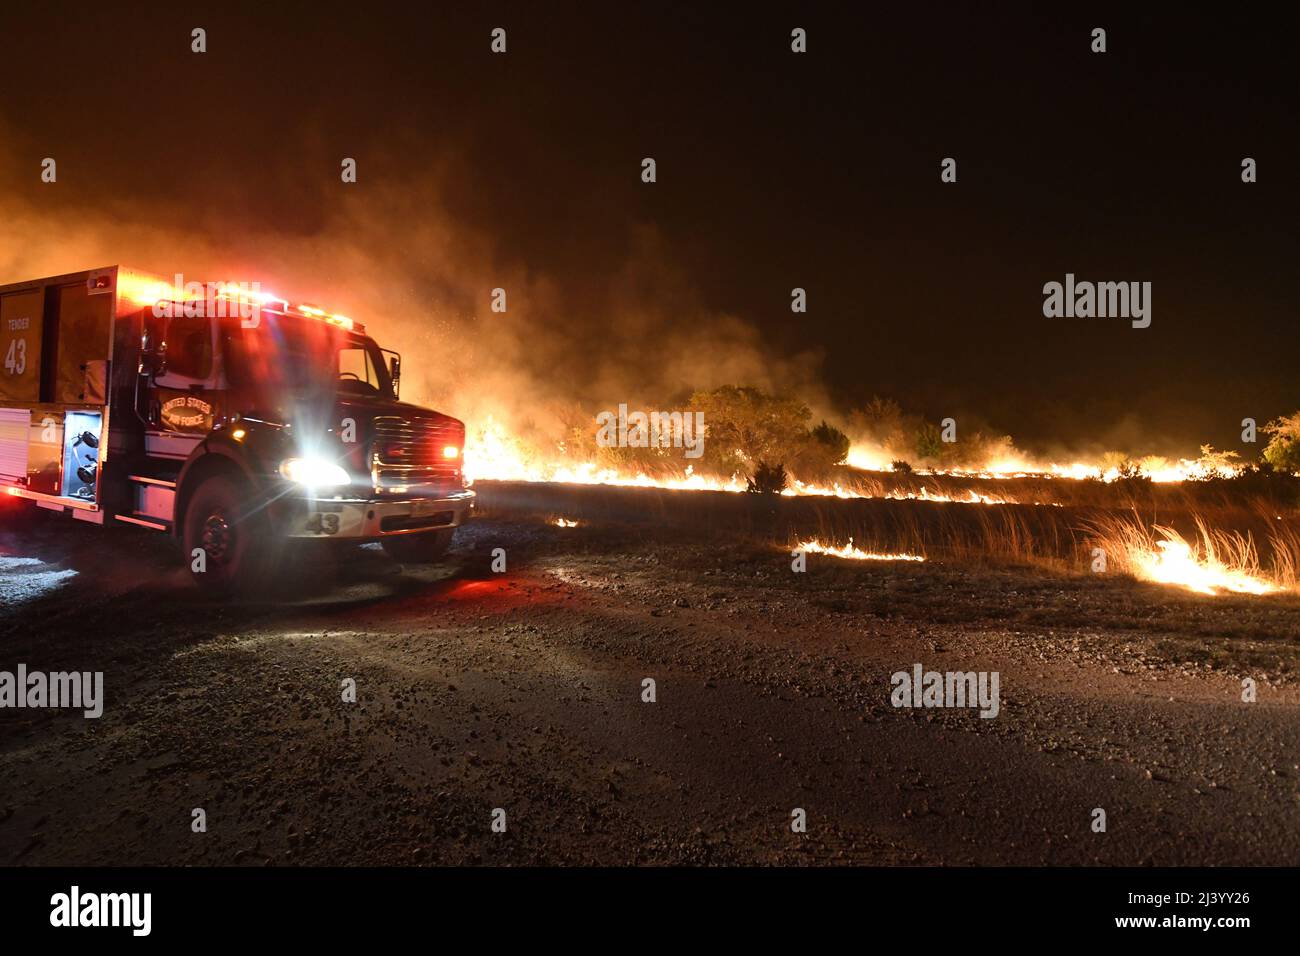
280, 457, 351, 488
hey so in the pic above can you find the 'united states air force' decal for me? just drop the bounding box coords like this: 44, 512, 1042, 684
160, 394, 214, 432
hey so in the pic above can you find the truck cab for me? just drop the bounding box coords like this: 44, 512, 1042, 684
0, 267, 474, 595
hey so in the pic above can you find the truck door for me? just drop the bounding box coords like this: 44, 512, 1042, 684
143, 311, 224, 459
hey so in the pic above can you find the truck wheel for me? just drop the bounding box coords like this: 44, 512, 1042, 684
182, 475, 276, 596
381, 528, 455, 564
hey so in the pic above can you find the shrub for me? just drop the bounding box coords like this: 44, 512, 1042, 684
913, 422, 945, 465
746, 460, 788, 495
810, 420, 850, 465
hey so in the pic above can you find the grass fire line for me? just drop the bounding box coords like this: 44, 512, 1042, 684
471, 474, 1299, 600
461, 396, 1300, 600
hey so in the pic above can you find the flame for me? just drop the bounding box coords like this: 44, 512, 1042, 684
1086, 516, 1289, 597
885, 486, 1013, 505
1125, 527, 1280, 596
880, 453, 1241, 484
845, 446, 892, 471
461, 420, 1293, 599
464, 418, 749, 491
461, 419, 1239, 509
798, 538, 925, 562
463, 418, 1021, 503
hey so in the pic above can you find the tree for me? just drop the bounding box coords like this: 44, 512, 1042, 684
688, 386, 813, 474
847, 397, 910, 458
1262, 412, 1300, 472
1195, 444, 1241, 476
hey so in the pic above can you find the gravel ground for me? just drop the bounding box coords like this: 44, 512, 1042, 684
1, 505, 1298, 866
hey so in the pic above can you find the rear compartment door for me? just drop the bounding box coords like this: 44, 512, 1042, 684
0, 288, 42, 403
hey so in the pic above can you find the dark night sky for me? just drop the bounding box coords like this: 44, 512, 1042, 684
1, 2, 1295, 454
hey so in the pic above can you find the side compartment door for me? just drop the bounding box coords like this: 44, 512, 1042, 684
0, 289, 42, 403
52, 281, 113, 403
0, 407, 28, 481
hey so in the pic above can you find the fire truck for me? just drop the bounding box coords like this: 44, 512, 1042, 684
0, 266, 474, 594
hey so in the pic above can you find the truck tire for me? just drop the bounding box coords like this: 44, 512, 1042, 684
181, 474, 277, 596
381, 528, 455, 564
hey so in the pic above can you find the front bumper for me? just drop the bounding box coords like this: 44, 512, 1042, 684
284, 489, 475, 541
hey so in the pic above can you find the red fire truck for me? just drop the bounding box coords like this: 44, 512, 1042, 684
0, 266, 474, 594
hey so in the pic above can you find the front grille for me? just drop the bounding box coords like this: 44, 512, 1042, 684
380, 511, 454, 532
371, 414, 464, 492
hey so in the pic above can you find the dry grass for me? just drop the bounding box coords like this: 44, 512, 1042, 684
1083, 513, 1295, 595
473, 475, 1300, 596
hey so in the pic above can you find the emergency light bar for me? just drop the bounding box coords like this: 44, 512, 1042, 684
209, 290, 365, 333
139, 282, 366, 334
213, 287, 290, 310
296, 304, 359, 332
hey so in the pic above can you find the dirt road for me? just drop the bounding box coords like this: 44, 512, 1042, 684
2, 506, 1298, 865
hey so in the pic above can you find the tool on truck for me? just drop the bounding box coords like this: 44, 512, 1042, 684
0, 266, 474, 594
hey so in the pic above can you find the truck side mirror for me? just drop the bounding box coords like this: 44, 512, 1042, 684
388, 355, 401, 398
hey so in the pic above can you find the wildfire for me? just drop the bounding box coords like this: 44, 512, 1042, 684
910, 456, 1240, 484
887, 486, 1013, 506
465, 419, 1294, 598
1126, 529, 1279, 596
1090, 518, 1287, 597
463, 419, 1021, 504
462, 416, 1241, 510
845, 446, 892, 471
797, 538, 926, 562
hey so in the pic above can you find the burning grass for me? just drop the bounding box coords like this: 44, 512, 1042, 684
1086, 514, 1298, 596
465, 416, 1300, 517
475, 479, 1300, 600
459, 401, 1300, 600
459, 390, 1300, 509
797, 538, 925, 562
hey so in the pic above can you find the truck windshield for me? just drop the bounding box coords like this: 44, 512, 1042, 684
223, 315, 393, 399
